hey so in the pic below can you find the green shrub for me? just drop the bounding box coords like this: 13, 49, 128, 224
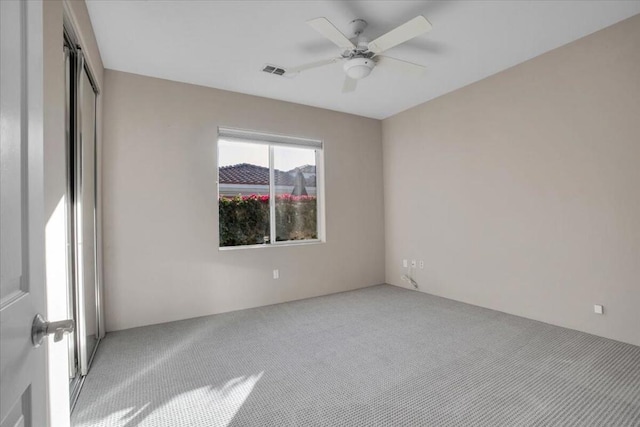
219, 195, 270, 246
219, 194, 317, 247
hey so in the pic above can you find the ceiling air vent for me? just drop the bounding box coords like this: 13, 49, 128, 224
261, 64, 288, 77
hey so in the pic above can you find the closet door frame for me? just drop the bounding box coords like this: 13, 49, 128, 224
63, 32, 78, 384
63, 13, 104, 409
75, 48, 101, 377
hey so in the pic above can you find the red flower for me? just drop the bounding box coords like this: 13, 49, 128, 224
219, 194, 316, 203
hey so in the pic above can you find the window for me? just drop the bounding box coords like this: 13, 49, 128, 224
217, 128, 323, 248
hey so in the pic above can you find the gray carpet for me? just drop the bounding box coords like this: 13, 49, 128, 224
72, 285, 640, 427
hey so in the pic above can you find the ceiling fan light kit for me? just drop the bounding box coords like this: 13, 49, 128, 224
283, 14, 433, 93
344, 58, 375, 80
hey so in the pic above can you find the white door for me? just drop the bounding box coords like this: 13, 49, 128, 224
0, 1, 47, 426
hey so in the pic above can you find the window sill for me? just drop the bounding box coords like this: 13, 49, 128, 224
219, 239, 324, 251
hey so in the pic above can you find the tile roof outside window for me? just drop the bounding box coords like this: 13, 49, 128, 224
219, 163, 316, 187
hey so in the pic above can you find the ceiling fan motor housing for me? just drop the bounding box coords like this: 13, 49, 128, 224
344, 57, 375, 80
349, 19, 368, 36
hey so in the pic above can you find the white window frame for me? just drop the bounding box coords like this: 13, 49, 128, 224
217, 127, 325, 250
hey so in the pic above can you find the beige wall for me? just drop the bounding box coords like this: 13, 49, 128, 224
43, 1, 104, 425
383, 14, 640, 346
102, 70, 385, 331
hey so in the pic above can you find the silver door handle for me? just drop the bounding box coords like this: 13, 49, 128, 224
31, 313, 75, 347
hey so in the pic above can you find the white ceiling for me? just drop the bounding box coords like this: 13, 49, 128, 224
86, 1, 640, 119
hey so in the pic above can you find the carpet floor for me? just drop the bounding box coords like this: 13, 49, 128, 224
71, 285, 640, 426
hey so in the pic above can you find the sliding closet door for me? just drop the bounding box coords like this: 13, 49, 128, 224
64, 40, 78, 383
77, 62, 98, 376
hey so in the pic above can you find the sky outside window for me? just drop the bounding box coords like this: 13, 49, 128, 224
219, 139, 315, 170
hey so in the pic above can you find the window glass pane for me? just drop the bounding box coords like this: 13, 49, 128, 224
218, 140, 270, 247
273, 146, 318, 242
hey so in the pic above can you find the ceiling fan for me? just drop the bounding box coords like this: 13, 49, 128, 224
287, 15, 433, 93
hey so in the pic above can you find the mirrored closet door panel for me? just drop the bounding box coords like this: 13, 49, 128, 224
77, 63, 99, 375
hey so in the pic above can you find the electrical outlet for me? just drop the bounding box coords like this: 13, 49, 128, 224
419, 260, 424, 269
411, 260, 416, 268
273, 269, 279, 279
594, 304, 604, 315
402, 259, 408, 268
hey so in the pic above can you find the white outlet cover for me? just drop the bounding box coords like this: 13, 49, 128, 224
402, 260, 408, 268
419, 261, 425, 269
273, 269, 279, 279
594, 304, 604, 314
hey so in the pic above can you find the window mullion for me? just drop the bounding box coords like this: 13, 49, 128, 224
315, 149, 322, 241
269, 145, 276, 244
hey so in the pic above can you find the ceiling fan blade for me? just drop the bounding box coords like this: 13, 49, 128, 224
368, 16, 432, 54
376, 56, 427, 76
342, 76, 357, 93
307, 17, 355, 50
287, 57, 340, 74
